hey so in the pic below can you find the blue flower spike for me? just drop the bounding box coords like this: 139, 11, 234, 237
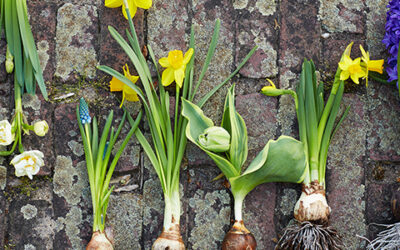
383, 0, 400, 84
79, 98, 91, 124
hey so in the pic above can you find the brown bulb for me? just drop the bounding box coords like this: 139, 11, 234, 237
222, 221, 256, 250
86, 231, 113, 250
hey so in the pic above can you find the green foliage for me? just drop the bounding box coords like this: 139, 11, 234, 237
77, 99, 142, 232
182, 85, 307, 201
2, 0, 47, 99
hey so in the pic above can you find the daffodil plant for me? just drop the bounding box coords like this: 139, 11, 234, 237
98, 2, 256, 248
77, 98, 142, 249
0, 0, 49, 180
182, 85, 306, 249
262, 43, 380, 249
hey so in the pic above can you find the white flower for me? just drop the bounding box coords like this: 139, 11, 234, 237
33, 121, 49, 136
11, 150, 44, 179
0, 120, 14, 146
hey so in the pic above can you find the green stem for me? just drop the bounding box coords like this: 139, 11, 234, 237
14, 78, 24, 153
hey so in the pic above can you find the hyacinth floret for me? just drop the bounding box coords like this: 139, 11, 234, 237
383, 0, 400, 83
79, 98, 91, 124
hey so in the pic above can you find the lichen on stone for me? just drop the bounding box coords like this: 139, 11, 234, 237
36, 40, 50, 72
22, 94, 41, 113
53, 156, 88, 206
56, 206, 84, 249
107, 193, 143, 249
233, 0, 249, 9
55, 3, 98, 80
277, 188, 298, 216
24, 244, 36, 250
188, 189, 231, 249
255, 0, 277, 16
67, 140, 84, 157
0, 165, 6, 190
318, 0, 364, 33
20, 204, 38, 220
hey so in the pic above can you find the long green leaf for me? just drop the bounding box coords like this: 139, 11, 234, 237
224, 85, 248, 173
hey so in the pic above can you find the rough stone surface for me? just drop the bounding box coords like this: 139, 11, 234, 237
319, 0, 365, 33
326, 94, 367, 249
235, 0, 278, 78
55, 3, 99, 81
0, 1, 397, 248
108, 193, 143, 249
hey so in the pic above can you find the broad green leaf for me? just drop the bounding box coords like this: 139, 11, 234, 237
181, 98, 239, 178
230, 135, 306, 199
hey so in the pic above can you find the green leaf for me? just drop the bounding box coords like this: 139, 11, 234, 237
16, 0, 47, 99
222, 85, 248, 173
181, 98, 240, 178
230, 136, 306, 199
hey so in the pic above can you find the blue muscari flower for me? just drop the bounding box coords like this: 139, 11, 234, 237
383, 0, 400, 85
79, 98, 91, 124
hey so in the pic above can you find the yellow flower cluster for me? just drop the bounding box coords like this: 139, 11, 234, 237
339, 44, 384, 86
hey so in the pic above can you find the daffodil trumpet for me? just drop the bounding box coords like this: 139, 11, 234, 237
263, 53, 356, 248
77, 98, 142, 250
99, 4, 256, 248
182, 85, 307, 250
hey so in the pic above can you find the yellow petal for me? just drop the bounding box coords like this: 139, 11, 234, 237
340, 71, 350, 81
105, 0, 123, 8
134, 0, 152, 9
183, 48, 194, 65
174, 67, 185, 88
159, 57, 170, 68
161, 67, 175, 87
350, 74, 360, 84
266, 78, 276, 89
359, 45, 369, 62
123, 64, 140, 83
110, 77, 124, 92
368, 59, 384, 74
122, 0, 137, 19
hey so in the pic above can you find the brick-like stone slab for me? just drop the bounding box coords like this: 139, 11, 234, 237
99, 7, 145, 80
55, 3, 99, 81
234, 0, 278, 78
27, 1, 57, 83
326, 94, 367, 249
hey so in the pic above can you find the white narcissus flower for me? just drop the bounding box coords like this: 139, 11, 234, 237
0, 120, 14, 146
11, 150, 44, 180
33, 121, 49, 137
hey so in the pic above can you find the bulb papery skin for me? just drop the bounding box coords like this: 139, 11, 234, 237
222, 220, 257, 250
294, 183, 331, 224
152, 220, 185, 250
86, 231, 114, 250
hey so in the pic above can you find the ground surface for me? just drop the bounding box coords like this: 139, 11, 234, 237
0, 0, 398, 249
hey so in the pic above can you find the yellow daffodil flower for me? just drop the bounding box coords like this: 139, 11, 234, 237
338, 55, 365, 84
159, 48, 194, 88
110, 64, 140, 108
359, 45, 384, 87
105, 0, 152, 19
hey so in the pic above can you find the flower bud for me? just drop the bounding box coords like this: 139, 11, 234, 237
199, 126, 230, 152
260, 79, 286, 96
33, 121, 49, 137
5, 46, 14, 74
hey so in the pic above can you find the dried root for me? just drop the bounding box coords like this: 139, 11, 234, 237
366, 222, 400, 250
275, 221, 343, 250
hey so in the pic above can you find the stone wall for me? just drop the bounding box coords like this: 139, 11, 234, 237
0, 0, 397, 249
